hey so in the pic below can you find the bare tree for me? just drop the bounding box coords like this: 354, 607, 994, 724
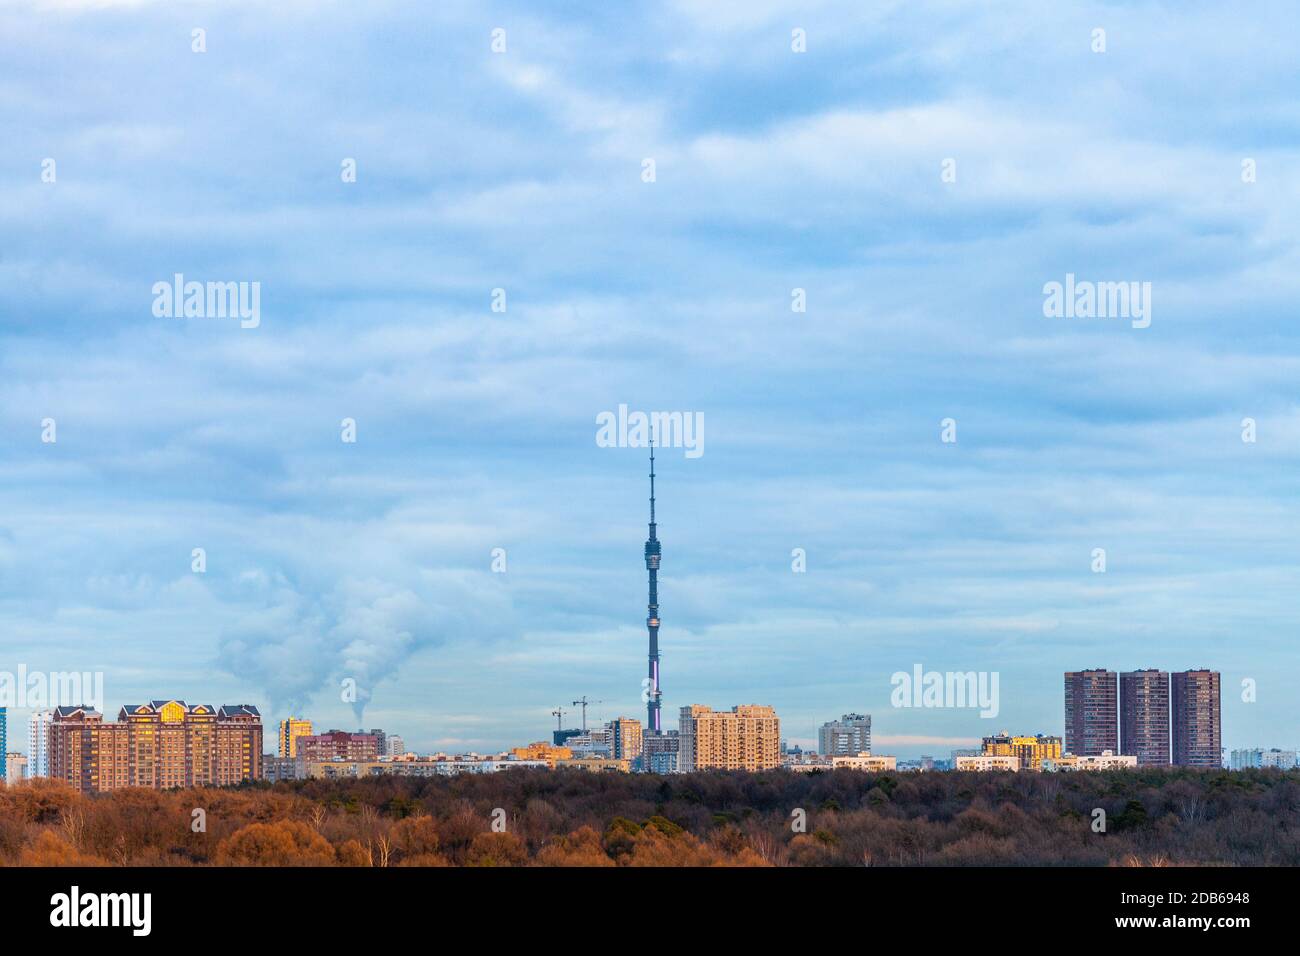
59, 807, 85, 849
372, 833, 393, 868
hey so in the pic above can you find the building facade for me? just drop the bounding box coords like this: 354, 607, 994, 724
49, 701, 262, 792
49, 707, 125, 791
263, 755, 298, 782
1171, 670, 1221, 767
818, 714, 871, 756
642, 731, 680, 773
981, 732, 1062, 771
366, 729, 388, 755
553, 728, 583, 747
830, 752, 897, 771
278, 716, 313, 758
1120, 669, 1170, 765
1064, 669, 1118, 756
556, 756, 632, 772
29, 709, 52, 778
608, 717, 644, 763
1048, 751, 1139, 771
786, 754, 834, 772
302, 756, 549, 779
5, 752, 25, 784
296, 730, 381, 763
1230, 748, 1298, 770
956, 754, 1019, 772
678, 705, 780, 771
950, 748, 980, 766
509, 742, 573, 767
562, 727, 616, 757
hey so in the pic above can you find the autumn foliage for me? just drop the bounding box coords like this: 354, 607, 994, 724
0, 767, 1296, 866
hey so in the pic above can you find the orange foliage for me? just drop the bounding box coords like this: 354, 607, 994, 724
534, 826, 615, 867
335, 839, 372, 867
215, 820, 335, 866
18, 829, 107, 866
0, 768, 1286, 867
464, 831, 528, 867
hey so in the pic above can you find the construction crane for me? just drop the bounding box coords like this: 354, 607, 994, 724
551, 707, 565, 732
571, 696, 605, 733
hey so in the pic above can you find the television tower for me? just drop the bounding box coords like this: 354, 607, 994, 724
645, 441, 663, 733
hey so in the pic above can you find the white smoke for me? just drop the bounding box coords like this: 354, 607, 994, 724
216, 566, 517, 723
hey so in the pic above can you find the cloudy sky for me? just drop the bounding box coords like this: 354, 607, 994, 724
1, 0, 1298, 757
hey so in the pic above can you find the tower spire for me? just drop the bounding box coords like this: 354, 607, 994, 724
644, 438, 662, 734
649, 440, 656, 523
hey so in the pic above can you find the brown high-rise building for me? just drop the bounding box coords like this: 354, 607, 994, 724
296, 729, 380, 763
49, 700, 262, 793
1120, 669, 1170, 765
1171, 670, 1221, 767
1064, 670, 1118, 756
48, 706, 129, 792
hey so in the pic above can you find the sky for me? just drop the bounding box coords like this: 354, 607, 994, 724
1, 0, 1298, 759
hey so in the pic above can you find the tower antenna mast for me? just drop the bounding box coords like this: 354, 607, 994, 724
644, 438, 663, 733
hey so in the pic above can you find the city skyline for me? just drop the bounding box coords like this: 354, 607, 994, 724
0, 663, 1243, 768
3, 1, 1299, 760
0, 417, 1261, 760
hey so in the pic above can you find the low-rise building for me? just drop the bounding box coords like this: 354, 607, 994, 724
555, 756, 631, 773
5, 752, 27, 785
831, 752, 897, 772
302, 756, 549, 779
509, 742, 573, 768
981, 731, 1062, 772
1230, 748, 1298, 770
956, 754, 1020, 772
785, 754, 834, 772
1047, 750, 1139, 771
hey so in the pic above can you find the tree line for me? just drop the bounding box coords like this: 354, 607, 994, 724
0, 766, 1294, 866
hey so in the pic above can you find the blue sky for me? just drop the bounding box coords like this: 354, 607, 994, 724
2, 0, 1298, 757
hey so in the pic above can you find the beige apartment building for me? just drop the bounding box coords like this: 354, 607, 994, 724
830, 752, 897, 771
1049, 750, 1139, 771
678, 704, 780, 771
608, 717, 644, 762
956, 754, 1020, 772
555, 756, 632, 772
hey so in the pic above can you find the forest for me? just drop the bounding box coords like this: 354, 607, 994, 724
0, 767, 1294, 866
